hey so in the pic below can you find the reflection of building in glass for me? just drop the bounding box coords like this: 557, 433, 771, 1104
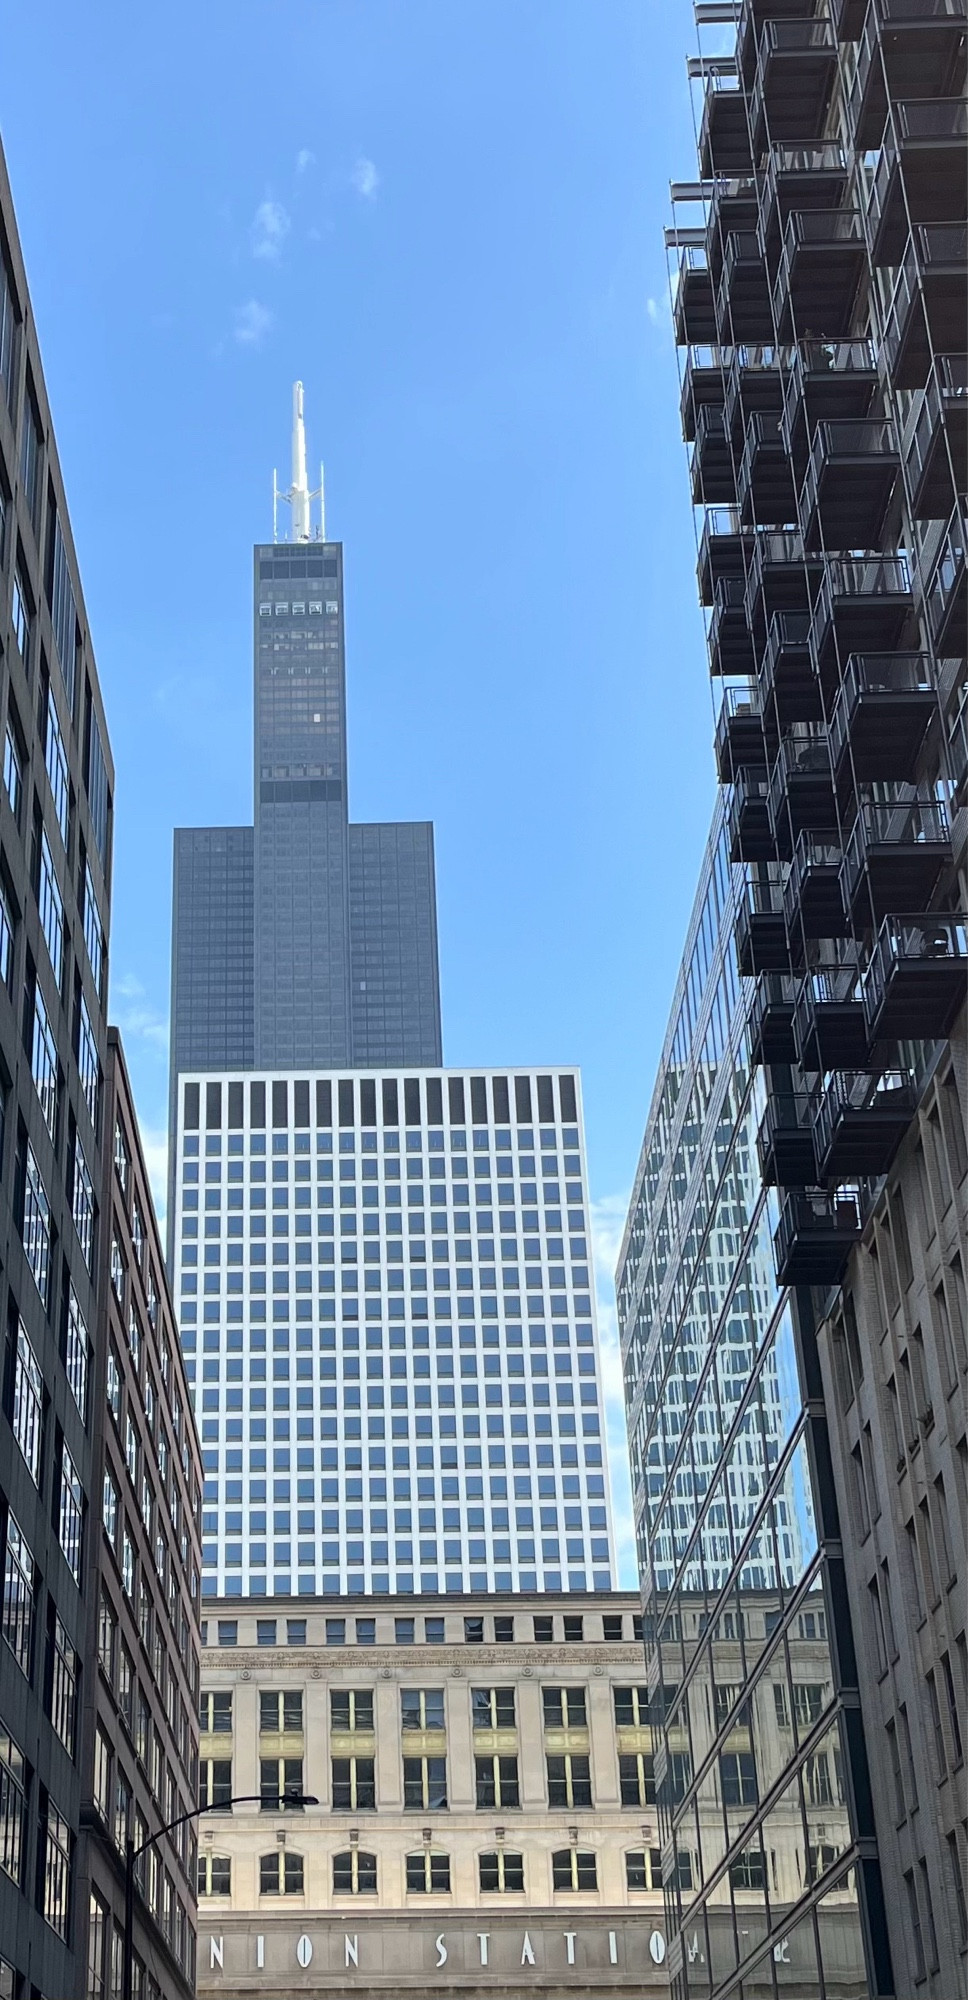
617, 802, 891, 2000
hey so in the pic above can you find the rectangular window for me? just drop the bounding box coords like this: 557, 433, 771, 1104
546, 1753, 592, 1808
720, 1752, 757, 1807
0, 251, 16, 415
0, 1734, 25, 1885
65, 1284, 89, 1420
12, 1323, 43, 1482
41, 1798, 72, 1938
48, 1615, 78, 1755
403, 1755, 448, 1810
330, 1690, 373, 1733
199, 1692, 232, 1734
286, 1619, 306, 1646
48, 516, 78, 707
37, 832, 63, 986
198, 1759, 232, 1810
87, 1891, 108, 2000
542, 1687, 587, 1729
406, 1850, 450, 1893
72, 1135, 96, 1271
76, 993, 100, 1131
331, 1756, 375, 1811
3, 724, 21, 826
552, 1847, 597, 1890
613, 1685, 650, 1728
260, 1691, 302, 1733
83, 861, 104, 996
59, 1446, 83, 1585
401, 1688, 445, 1732
23, 1143, 51, 1306
479, 1849, 524, 1892
86, 705, 110, 871
619, 1751, 655, 1807
0, 882, 12, 992
475, 1754, 519, 1808
2, 1514, 34, 1677
31, 983, 58, 1143
11, 570, 30, 668
472, 1686, 516, 1730
44, 688, 70, 847
259, 1756, 303, 1809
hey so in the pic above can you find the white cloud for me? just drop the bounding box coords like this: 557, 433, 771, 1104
112, 973, 169, 1053
251, 198, 291, 260
350, 155, 380, 200
295, 147, 315, 175
590, 1191, 639, 1590
646, 296, 660, 324
233, 299, 273, 347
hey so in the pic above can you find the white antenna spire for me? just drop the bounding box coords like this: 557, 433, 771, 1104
273, 381, 325, 542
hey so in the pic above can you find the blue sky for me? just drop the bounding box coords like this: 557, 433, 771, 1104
1, 0, 716, 1577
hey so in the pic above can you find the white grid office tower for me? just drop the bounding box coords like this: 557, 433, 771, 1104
173, 1065, 617, 1601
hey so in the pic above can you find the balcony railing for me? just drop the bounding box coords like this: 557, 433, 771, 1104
920, 504, 966, 653
756, 1091, 817, 1187
708, 575, 756, 677
773, 1189, 862, 1286
680, 346, 727, 444
809, 556, 913, 678
903, 353, 968, 518
783, 832, 851, 938
881, 225, 968, 388
759, 144, 850, 262
863, 911, 968, 1040
691, 404, 735, 505
794, 964, 869, 1070
734, 870, 791, 973
848, 0, 968, 150
673, 241, 717, 347
752, 20, 837, 147
715, 684, 767, 780
769, 730, 838, 856
829, 652, 938, 781
813, 1069, 917, 1180
772, 211, 865, 340
799, 419, 900, 551
842, 797, 952, 920
698, 67, 753, 177
748, 972, 798, 1064
866, 98, 968, 264
698, 508, 751, 608
729, 770, 775, 862
718, 232, 774, 343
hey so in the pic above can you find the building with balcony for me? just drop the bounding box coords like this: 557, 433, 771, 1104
190, 1589, 663, 1997
640, 1, 967, 1993
171, 1066, 616, 1602
77, 1034, 204, 2000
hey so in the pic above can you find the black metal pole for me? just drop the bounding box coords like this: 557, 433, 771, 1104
121, 1835, 134, 2000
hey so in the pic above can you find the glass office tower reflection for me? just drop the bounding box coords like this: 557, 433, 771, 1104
616, 801, 891, 2000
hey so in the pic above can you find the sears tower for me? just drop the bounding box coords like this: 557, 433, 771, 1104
170, 383, 442, 1108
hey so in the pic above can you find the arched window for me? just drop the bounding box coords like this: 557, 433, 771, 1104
333, 1850, 377, 1895
552, 1848, 597, 1891
259, 1851, 304, 1895
197, 1854, 231, 1897
405, 1851, 450, 1893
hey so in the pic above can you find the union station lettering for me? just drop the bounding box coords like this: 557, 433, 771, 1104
204, 1919, 667, 1984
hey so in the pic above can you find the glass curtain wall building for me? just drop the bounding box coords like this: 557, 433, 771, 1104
617, 800, 892, 2000
172, 1065, 616, 1601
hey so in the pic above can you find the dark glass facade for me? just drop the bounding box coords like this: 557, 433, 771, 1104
170, 522, 443, 1119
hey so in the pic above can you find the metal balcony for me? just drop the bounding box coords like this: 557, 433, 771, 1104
849, 0, 968, 152
737, 0, 815, 86
773, 211, 866, 340
734, 872, 791, 972
673, 241, 717, 346
919, 504, 967, 654
698, 509, 752, 607
756, 1091, 818, 1187
709, 576, 757, 675
780, 339, 880, 478
738, 412, 797, 524
698, 70, 754, 176
813, 1069, 917, 1179
759, 145, 850, 265
729, 771, 776, 861
718, 232, 775, 343
768, 731, 839, 856
723, 345, 787, 448
809, 556, 914, 682
773, 1189, 862, 1286
866, 98, 968, 266
903, 354, 968, 517
707, 179, 760, 286
751, 21, 838, 147
829, 653, 938, 781
757, 610, 823, 725
745, 532, 822, 641
680, 346, 726, 444
691, 404, 736, 505
715, 685, 768, 779
881, 224, 968, 389
799, 420, 900, 551
749, 972, 798, 1062
831, 0, 868, 40
842, 798, 952, 921
784, 833, 851, 937
862, 911, 968, 1039
794, 965, 869, 1068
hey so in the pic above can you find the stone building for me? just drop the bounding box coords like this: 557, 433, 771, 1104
193, 1588, 670, 1996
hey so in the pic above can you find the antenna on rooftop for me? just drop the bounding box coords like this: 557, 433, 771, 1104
272, 381, 325, 541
